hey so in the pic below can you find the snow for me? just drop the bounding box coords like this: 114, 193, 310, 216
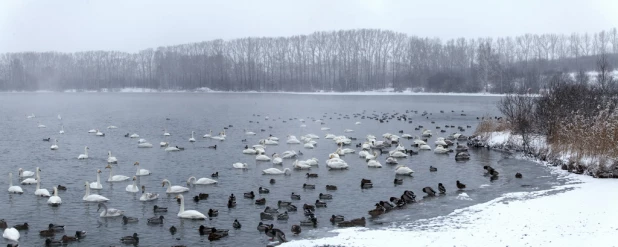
282, 172, 618, 247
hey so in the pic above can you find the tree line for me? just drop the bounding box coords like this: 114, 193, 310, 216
0, 28, 616, 93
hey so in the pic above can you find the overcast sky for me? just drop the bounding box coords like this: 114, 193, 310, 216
1, 0, 616, 53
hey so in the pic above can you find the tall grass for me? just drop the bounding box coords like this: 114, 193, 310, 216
474, 117, 510, 135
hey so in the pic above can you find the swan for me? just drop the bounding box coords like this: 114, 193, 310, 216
341, 148, 355, 154
162, 179, 190, 193
367, 160, 382, 168
286, 136, 301, 144
245, 129, 256, 135
413, 139, 427, 146
83, 181, 109, 202
401, 133, 412, 138
325, 134, 336, 139
355, 122, 361, 125
130, 133, 139, 138
107, 125, 118, 129
95, 129, 104, 136
160, 142, 169, 147
88, 129, 96, 133
434, 145, 449, 154
175, 194, 206, 219
260, 139, 277, 145
243, 148, 258, 154
326, 158, 349, 170
2, 227, 19, 242
163, 129, 171, 136
90, 170, 103, 190
422, 129, 432, 137
38, 121, 46, 128
105, 164, 130, 182
50, 139, 58, 150
203, 130, 212, 138
321, 127, 330, 131
304, 142, 314, 149
256, 154, 271, 161
187, 176, 217, 185
47, 186, 62, 206
138, 142, 153, 148
139, 186, 159, 201
134, 162, 151, 176
395, 165, 414, 176
57, 114, 61, 120
300, 124, 307, 128
272, 154, 283, 165
359, 150, 369, 158
329, 153, 340, 159
293, 160, 311, 170
34, 172, 50, 197
395, 144, 406, 151
210, 134, 225, 141
419, 144, 432, 150
189, 131, 196, 142
268, 136, 279, 141
385, 157, 398, 164
125, 177, 139, 193
20, 168, 38, 185
107, 151, 118, 164
344, 129, 354, 133
262, 168, 291, 175
26, 113, 35, 118
8, 173, 23, 194
97, 203, 124, 217
281, 150, 297, 159
78, 146, 89, 159
365, 151, 378, 161
389, 151, 408, 158
305, 158, 319, 166
232, 163, 248, 169
18, 168, 34, 178
165, 145, 180, 151
59, 125, 65, 134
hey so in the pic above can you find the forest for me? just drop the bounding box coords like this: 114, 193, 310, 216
0, 28, 616, 93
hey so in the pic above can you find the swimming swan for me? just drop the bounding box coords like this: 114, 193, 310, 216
162, 179, 190, 193
105, 165, 130, 182
139, 186, 159, 201
90, 169, 103, 190
262, 168, 291, 175
50, 139, 59, 150
187, 176, 218, 185
47, 186, 62, 206
125, 176, 139, 193
8, 173, 23, 194
232, 163, 248, 169
83, 181, 109, 202
395, 165, 414, 176
107, 151, 118, 164
175, 194, 206, 219
134, 162, 151, 176
189, 131, 196, 142
78, 146, 89, 159
34, 171, 51, 197
2, 227, 19, 242
97, 203, 124, 217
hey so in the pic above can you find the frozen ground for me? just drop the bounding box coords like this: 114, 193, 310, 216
281, 169, 617, 247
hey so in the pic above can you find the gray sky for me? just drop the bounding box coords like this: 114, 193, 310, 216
1, 0, 616, 53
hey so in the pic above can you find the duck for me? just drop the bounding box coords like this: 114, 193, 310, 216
7, 173, 23, 194
233, 219, 242, 229
13, 223, 28, 230
260, 212, 274, 220
429, 166, 438, 172
422, 187, 437, 196
50, 139, 59, 150
162, 179, 190, 193
257, 222, 268, 232
105, 164, 130, 182
515, 172, 523, 178
207, 209, 218, 217
175, 195, 206, 219
44, 238, 62, 246
56, 184, 67, 190
302, 183, 315, 189
134, 162, 151, 176
306, 173, 318, 178
47, 186, 62, 206
75, 230, 86, 239
270, 178, 276, 184
208, 145, 217, 149
438, 183, 446, 194
39, 229, 55, 237
244, 191, 255, 198
264, 206, 279, 214
395, 165, 414, 176
483, 166, 499, 176
61, 235, 78, 243
233, 162, 249, 169
227, 198, 236, 208
255, 198, 266, 205
125, 176, 139, 193
122, 216, 139, 224
315, 200, 327, 207
361, 179, 373, 189
319, 193, 332, 199
147, 215, 164, 224
326, 185, 337, 190
153, 205, 168, 212
330, 215, 345, 223
456, 180, 466, 189
277, 211, 289, 220
262, 168, 291, 175
83, 181, 109, 202
90, 169, 103, 190
107, 151, 117, 164
211, 172, 218, 178
394, 178, 403, 185
186, 176, 217, 185
97, 203, 124, 217
300, 216, 318, 227
48, 224, 64, 231
368, 206, 385, 217
287, 204, 298, 211
0, 219, 6, 228
77, 146, 89, 159
195, 193, 209, 201
120, 233, 139, 244
139, 186, 159, 201
291, 225, 301, 235
266, 227, 287, 243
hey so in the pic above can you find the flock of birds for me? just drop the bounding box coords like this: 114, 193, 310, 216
3, 111, 524, 247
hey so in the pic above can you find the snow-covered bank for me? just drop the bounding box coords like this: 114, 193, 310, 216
282, 171, 617, 247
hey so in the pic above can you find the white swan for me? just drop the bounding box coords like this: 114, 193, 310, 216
386, 157, 398, 164
326, 158, 349, 170
359, 150, 369, 158
395, 165, 414, 176
97, 203, 124, 217
2, 227, 19, 242
243, 148, 258, 154
321, 127, 330, 131
83, 181, 109, 202
162, 179, 190, 193
78, 146, 89, 159
18, 168, 34, 178
187, 176, 217, 185
422, 129, 432, 137
293, 160, 311, 170
419, 144, 432, 150
325, 134, 336, 139
163, 129, 171, 136
268, 136, 279, 141
88, 129, 97, 133
232, 163, 248, 169
365, 151, 378, 161
34, 172, 50, 197
95, 129, 104, 136
262, 168, 291, 175
105, 164, 130, 182
389, 151, 408, 158
434, 145, 449, 154
160, 142, 169, 147
245, 129, 256, 135
344, 129, 354, 133
189, 131, 196, 142
305, 158, 319, 166
175, 194, 206, 219
90, 170, 103, 190
203, 130, 212, 138
59, 125, 65, 134
256, 154, 271, 161
47, 186, 62, 206
107, 151, 118, 164
367, 160, 382, 168
130, 133, 139, 138
272, 154, 283, 165
139, 186, 159, 201
107, 125, 118, 129
165, 145, 180, 151
355, 121, 361, 125
125, 176, 139, 193
260, 139, 277, 145
138, 142, 153, 148
286, 136, 301, 144
211, 134, 225, 141
26, 113, 35, 118
50, 139, 58, 150
281, 150, 297, 159
57, 114, 61, 120
304, 142, 314, 149
38, 121, 46, 128
134, 162, 151, 176
8, 173, 23, 194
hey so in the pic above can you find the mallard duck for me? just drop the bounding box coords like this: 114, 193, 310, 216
233, 219, 241, 229
287, 204, 297, 211
483, 166, 499, 176
258, 187, 270, 194
257, 222, 268, 232
368, 206, 385, 217
122, 216, 139, 224
208, 209, 218, 217
350, 217, 366, 226
264, 206, 279, 214
197, 193, 209, 200
325, 185, 337, 190
361, 181, 373, 189
277, 211, 289, 220
269, 179, 276, 184
438, 183, 446, 194
168, 226, 176, 235
40, 229, 55, 237
306, 173, 318, 178
319, 193, 332, 199
291, 225, 301, 235
302, 183, 315, 189
379, 201, 394, 211
303, 204, 315, 211
515, 173, 523, 178
0, 219, 7, 228
260, 212, 274, 220
45, 238, 63, 246
48, 224, 64, 232
330, 215, 344, 223
75, 231, 86, 239
120, 233, 139, 244
402, 190, 416, 203
394, 178, 403, 185
227, 198, 236, 208
13, 223, 28, 230
255, 198, 266, 205
429, 166, 438, 172
315, 200, 327, 207
211, 172, 218, 178
290, 193, 301, 200
147, 215, 164, 224
422, 187, 436, 196
153, 205, 167, 212
56, 185, 67, 191
456, 180, 466, 189
244, 191, 255, 199
61, 235, 77, 243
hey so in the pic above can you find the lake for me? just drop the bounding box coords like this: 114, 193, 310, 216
0, 93, 562, 246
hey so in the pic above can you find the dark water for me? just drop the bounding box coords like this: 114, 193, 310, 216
0, 93, 562, 246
